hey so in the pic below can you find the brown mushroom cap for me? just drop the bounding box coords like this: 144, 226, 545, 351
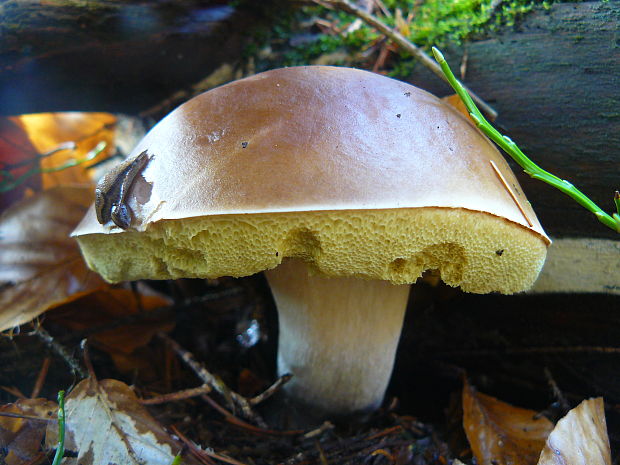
73, 66, 549, 293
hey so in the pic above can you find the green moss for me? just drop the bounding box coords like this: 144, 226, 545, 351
244, 0, 552, 77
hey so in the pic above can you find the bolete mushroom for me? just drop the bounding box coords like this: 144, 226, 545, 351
72, 66, 549, 421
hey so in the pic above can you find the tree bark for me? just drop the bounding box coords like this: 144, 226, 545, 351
0, 1, 274, 115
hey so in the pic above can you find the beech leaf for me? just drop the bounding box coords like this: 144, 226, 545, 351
45, 378, 193, 465
462, 380, 554, 465
538, 397, 611, 465
0, 186, 106, 331
442, 94, 471, 120
0, 398, 57, 465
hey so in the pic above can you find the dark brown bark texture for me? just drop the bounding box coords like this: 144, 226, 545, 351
1, 1, 618, 239
0, 0, 263, 114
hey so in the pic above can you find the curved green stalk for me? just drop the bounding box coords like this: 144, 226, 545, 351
432, 47, 620, 234
52, 390, 65, 465
0, 141, 107, 193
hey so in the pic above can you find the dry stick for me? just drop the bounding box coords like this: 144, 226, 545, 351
1, 385, 26, 399
314, 0, 498, 121
202, 394, 305, 437
302, 421, 335, 440
140, 385, 212, 405
31, 357, 51, 398
156, 332, 268, 428
80, 339, 97, 380
34, 326, 87, 378
0, 411, 52, 422
316, 441, 329, 465
248, 373, 292, 406
543, 367, 570, 412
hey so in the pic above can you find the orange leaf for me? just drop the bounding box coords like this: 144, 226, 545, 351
9, 112, 116, 189
0, 185, 106, 331
0, 398, 57, 465
538, 398, 611, 465
442, 94, 473, 121
462, 380, 554, 465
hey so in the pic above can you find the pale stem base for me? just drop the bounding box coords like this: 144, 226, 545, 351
265, 259, 411, 417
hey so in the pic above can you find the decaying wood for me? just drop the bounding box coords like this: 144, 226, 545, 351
530, 238, 620, 295
0, 0, 266, 115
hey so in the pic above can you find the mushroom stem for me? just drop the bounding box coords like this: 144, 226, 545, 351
265, 259, 411, 418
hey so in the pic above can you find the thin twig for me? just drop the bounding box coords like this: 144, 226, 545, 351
157, 332, 267, 428
140, 63, 235, 119
314, 0, 498, 120
31, 357, 51, 398
0, 141, 107, 193
34, 327, 86, 378
248, 374, 292, 405
1, 385, 26, 398
544, 367, 570, 411
201, 395, 305, 437
140, 385, 212, 405
0, 411, 52, 422
302, 421, 335, 439
80, 339, 97, 380
489, 159, 533, 227
1, 142, 76, 170
316, 441, 329, 465
372, 0, 392, 18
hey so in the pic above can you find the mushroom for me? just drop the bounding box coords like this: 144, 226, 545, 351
72, 66, 549, 421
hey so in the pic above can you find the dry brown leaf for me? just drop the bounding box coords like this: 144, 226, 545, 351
538, 398, 611, 465
0, 398, 57, 465
463, 380, 554, 465
442, 94, 472, 121
45, 378, 193, 465
47, 289, 173, 374
0, 185, 107, 331
12, 113, 116, 188
0, 117, 41, 213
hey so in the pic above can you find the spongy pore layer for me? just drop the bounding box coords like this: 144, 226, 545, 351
76, 206, 547, 294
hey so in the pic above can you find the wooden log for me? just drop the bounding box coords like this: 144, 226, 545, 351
0, 1, 274, 115
530, 238, 620, 295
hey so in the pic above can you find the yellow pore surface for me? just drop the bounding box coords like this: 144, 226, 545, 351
76, 207, 547, 294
